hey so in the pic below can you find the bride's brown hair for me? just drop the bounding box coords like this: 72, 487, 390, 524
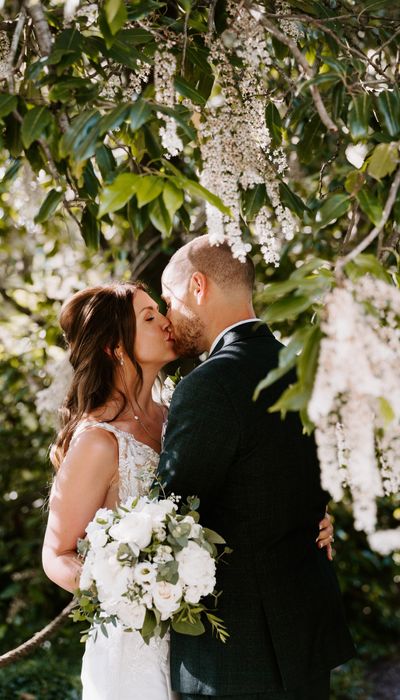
52, 281, 146, 470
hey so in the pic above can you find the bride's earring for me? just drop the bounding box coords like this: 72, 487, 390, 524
119, 355, 124, 366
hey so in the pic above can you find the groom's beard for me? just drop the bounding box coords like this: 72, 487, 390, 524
171, 311, 206, 358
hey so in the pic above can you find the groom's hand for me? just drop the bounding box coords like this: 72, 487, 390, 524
316, 512, 334, 561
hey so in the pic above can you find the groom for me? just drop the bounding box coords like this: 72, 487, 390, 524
157, 235, 354, 700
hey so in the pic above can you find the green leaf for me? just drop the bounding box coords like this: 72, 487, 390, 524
297, 325, 322, 390
356, 188, 383, 226
95, 145, 117, 181
98, 103, 131, 136
174, 76, 207, 106
203, 528, 226, 545
378, 397, 395, 427
263, 295, 313, 323
153, 103, 195, 139
105, 0, 128, 35
265, 102, 282, 148
162, 181, 184, 220
21, 107, 52, 149
148, 196, 172, 237
129, 98, 152, 131
178, 178, 231, 216
171, 617, 205, 636
59, 110, 101, 163
375, 88, 400, 138
81, 205, 100, 250
242, 184, 266, 221
34, 189, 64, 224
268, 382, 309, 417
367, 142, 398, 180
279, 182, 308, 218
141, 609, 157, 642
98, 173, 139, 217
136, 176, 164, 208
315, 194, 350, 228
348, 94, 372, 140
344, 253, 392, 283
0, 94, 18, 119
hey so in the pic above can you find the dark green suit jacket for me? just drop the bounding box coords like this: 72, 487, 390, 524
157, 321, 355, 695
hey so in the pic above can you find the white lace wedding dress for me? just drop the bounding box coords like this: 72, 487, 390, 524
77, 421, 179, 700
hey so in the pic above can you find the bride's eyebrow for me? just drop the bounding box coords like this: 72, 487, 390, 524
138, 304, 159, 314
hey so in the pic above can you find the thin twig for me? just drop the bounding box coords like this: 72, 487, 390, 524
180, 8, 190, 77
336, 167, 400, 273
6, 7, 26, 92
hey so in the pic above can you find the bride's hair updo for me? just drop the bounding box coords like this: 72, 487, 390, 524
52, 281, 146, 469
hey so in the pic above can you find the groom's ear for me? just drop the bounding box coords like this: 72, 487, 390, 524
189, 271, 207, 305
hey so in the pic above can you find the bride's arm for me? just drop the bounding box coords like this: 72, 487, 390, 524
42, 428, 118, 593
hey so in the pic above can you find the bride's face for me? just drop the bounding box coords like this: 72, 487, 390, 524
133, 290, 177, 367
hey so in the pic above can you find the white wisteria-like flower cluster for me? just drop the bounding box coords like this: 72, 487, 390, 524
154, 50, 183, 158
75, 495, 226, 642
198, 2, 296, 263
308, 275, 400, 550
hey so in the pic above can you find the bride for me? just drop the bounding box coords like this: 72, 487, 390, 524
42, 280, 333, 700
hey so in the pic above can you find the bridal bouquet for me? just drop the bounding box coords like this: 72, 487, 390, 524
72, 494, 230, 644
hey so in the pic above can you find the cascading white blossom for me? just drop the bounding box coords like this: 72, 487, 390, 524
154, 50, 183, 158
198, 1, 296, 263
308, 276, 400, 546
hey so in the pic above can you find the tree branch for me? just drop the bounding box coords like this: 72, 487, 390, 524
24, 0, 52, 56
336, 167, 400, 272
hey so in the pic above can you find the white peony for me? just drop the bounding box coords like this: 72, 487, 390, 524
108, 599, 147, 630
176, 541, 216, 595
141, 499, 177, 527
184, 585, 203, 605
151, 580, 182, 620
109, 511, 153, 553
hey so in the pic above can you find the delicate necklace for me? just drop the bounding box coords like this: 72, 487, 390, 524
128, 400, 163, 448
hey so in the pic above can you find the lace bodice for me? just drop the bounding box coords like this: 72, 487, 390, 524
73, 421, 160, 502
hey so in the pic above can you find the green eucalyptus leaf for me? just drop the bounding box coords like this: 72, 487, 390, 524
367, 142, 398, 180
171, 616, 205, 636
34, 189, 64, 224
98, 173, 139, 217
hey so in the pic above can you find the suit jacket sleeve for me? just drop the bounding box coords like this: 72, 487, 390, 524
157, 369, 241, 507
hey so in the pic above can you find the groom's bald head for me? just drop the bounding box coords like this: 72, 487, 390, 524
162, 235, 255, 297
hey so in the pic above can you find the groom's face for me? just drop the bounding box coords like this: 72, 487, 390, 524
161, 267, 207, 357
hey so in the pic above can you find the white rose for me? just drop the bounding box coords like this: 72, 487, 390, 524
176, 541, 216, 595
92, 541, 134, 601
133, 561, 157, 588
181, 516, 202, 540
151, 580, 182, 620
85, 524, 108, 550
109, 511, 153, 552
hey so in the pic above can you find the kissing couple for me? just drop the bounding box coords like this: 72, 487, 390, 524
43, 235, 354, 700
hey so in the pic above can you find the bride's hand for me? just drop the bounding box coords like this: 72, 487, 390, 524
316, 512, 334, 561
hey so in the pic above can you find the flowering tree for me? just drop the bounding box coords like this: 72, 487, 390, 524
0, 0, 399, 558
